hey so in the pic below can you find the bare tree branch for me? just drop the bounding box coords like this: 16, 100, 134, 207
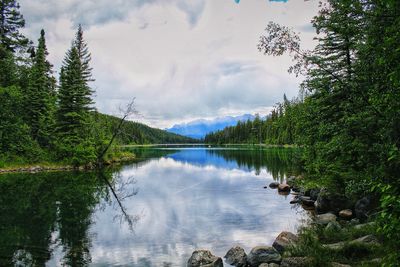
97, 98, 138, 166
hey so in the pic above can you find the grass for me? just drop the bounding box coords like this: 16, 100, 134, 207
286, 221, 385, 267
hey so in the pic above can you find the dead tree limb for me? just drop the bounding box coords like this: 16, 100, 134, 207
97, 98, 137, 167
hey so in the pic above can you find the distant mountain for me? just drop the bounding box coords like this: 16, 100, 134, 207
167, 114, 256, 139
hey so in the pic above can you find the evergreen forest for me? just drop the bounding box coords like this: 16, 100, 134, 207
205, 0, 400, 263
0, 0, 193, 167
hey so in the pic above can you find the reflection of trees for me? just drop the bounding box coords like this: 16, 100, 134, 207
99, 172, 140, 232
129, 147, 178, 162
207, 148, 302, 182
0, 169, 140, 266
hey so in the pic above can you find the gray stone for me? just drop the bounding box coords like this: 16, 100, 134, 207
259, 264, 280, 267
309, 188, 320, 201
247, 246, 281, 266
315, 188, 353, 214
187, 250, 223, 267
354, 221, 376, 230
315, 213, 337, 225
331, 263, 351, 267
300, 196, 315, 206
290, 198, 301, 204
325, 221, 342, 232
349, 218, 360, 226
224, 246, 247, 267
272, 231, 299, 254
280, 257, 312, 267
269, 182, 280, 189
323, 235, 380, 251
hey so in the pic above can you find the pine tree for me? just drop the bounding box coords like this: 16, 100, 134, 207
0, 0, 29, 52
26, 29, 56, 145
56, 25, 95, 157
0, 0, 29, 87
57, 46, 86, 142
74, 24, 94, 109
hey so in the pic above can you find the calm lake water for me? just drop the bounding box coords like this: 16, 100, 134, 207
0, 147, 307, 267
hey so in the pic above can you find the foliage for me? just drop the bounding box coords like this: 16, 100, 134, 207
26, 29, 56, 146
256, 0, 400, 263
0, 0, 29, 53
0, 1, 195, 167
0, 86, 43, 161
204, 95, 304, 145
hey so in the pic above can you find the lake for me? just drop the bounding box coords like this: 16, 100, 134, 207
0, 147, 307, 266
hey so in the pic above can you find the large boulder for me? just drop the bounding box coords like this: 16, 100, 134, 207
309, 188, 321, 201
280, 257, 313, 267
314, 188, 353, 214
272, 231, 299, 254
187, 250, 223, 267
315, 213, 337, 225
224, 246, 247, 267
300, 196, 315, 206
247, 246, 281, 266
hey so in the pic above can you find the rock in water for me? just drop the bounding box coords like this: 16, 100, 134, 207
269, 182, 280, 188
272, 231, 299, 254
224, 246, 247, 267
187, 250, 223, 267
278, 183, 290, 192
247, 246, 281, 266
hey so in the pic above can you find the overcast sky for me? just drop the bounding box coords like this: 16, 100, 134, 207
20, 0, 320, 128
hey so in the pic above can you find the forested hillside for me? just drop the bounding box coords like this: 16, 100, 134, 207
96, 113, 196, 145
204, 94, 302, 145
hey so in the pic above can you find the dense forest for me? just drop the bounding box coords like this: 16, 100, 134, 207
207, 0, 400, 263
0, 0, 193, 167
204, 94, 303, 145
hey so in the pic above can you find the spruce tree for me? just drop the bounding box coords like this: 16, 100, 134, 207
26, 29, 56, 145
74, 24, 94, 110
0, 0, 29, 87
57, 46, 86, 142
0, 0, 29, 52
56, 26, 95, 151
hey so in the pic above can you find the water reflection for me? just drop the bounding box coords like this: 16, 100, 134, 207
0, 147, 305, 266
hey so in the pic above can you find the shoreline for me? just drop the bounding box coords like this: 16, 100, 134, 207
0, 155, 136, 175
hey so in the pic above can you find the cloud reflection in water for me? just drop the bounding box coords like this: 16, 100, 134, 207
89, 148, 305, 266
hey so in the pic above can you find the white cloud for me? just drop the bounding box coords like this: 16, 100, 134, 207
19, 0, 320, 128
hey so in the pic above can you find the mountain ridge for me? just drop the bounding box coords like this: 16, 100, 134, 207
166, 114, 257, 139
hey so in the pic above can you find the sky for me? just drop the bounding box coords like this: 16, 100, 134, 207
19, 0, 320, 129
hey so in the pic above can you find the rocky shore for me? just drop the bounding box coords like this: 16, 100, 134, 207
187, 176, 381, 267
